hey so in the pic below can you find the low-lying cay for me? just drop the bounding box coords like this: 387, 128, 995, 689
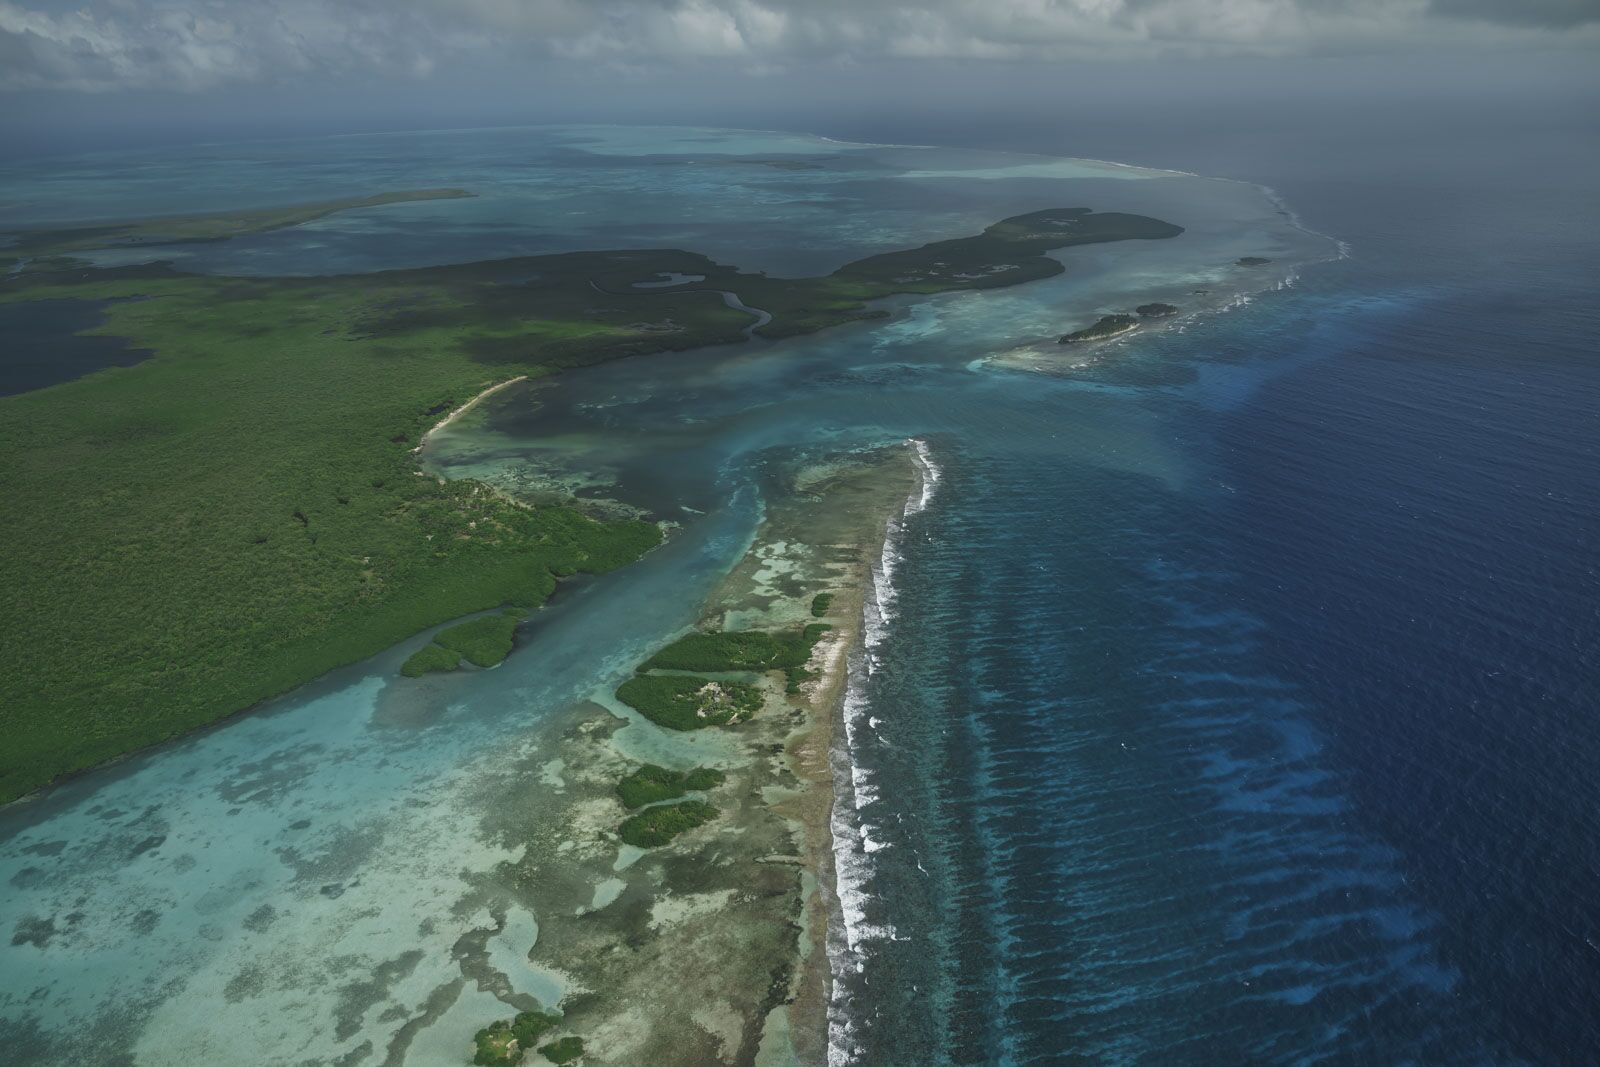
460, 445, 919, 1065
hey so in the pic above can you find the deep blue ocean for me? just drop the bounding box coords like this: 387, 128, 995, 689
1, 109, 1595, 1065
819, 111, 1600, 1063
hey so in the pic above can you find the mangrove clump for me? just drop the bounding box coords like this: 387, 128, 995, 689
400, 643, 462, 678
642, 625, 830, 673
472, 1011, 563, 1066
618, 800, 719, 848
539, 1037, 585, 1064
615, 675, 763, 730
434, 610, 523, 667
616, 764, 726, 809
401, 609, 524, 676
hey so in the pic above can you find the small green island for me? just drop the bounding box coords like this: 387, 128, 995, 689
473, 1011, 583, 1066
1237, 255, 1273, 266
604, 624, 837, 850
618, 799, 720, 848
1135, 302, 1180, 318
8, 189, 474, 260
615, 675, 764, 729
616, 763, 726, 808
1060, 313, 1142, 343
638, 624, 832, 694
613, 764, 725, 845
537, 1037, 586, 1064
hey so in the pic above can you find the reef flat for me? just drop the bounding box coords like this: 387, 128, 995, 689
2, 189, 474, 262
0, 198, 1178, 803
466, 446, 917, 1066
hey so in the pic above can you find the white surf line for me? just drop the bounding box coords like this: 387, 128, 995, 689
412, 375, 528, 454
826, 438, 940, 1067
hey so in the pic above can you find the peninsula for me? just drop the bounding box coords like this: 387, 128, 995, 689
4, 189, 474, 261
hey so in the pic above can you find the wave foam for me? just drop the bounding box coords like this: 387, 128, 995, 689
827, 438, 939, 1066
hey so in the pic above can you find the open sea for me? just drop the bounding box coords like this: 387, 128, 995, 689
806, 105, 1600, 1066
1, 110, 1597, 1066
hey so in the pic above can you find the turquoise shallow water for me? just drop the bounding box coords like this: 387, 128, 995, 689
21, 123, 1588, 1067
0, 484, 756, 1062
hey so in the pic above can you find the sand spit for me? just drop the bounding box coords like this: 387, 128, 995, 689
412, 375, 529, 454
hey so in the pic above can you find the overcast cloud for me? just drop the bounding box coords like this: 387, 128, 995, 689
1, 0, 1596, 93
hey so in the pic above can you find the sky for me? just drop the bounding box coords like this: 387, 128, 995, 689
1, 0, 1598, 157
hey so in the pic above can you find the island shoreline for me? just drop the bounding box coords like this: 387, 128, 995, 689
412, 375, 529, 454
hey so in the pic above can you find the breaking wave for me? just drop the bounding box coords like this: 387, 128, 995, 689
826, 437, 940, 1066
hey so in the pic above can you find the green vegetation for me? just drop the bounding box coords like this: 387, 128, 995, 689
0, 256, 679, 802
640, 624, 832, 694
472, 1011, 562, 1066
616, 763, 726, 809
435, 609, 522, 667
1060, 314, 1141, 343
615, 623, 839, 728
1135, 302, 1180, 318
615, 675, 763, 730
5, 189, 474, 261
585, 207, 1182, 342
400, 643, 462, 678
0, 198, 1179, 802
618, 800, 719, 848
642, 625, 829, 673
810, 592, 834, 617
473, 1021, 521, 1067
400, 609, 523, 676
633, 620, 832, 697
511, 1012, 562, 1047
1237, 256, 1273, 266
538, 1037, 585, 1064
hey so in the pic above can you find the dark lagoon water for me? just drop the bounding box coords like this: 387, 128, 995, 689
0, 297, 153, 395
1, 120, 1596, 1066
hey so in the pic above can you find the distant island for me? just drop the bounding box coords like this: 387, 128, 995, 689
1237, 255, 1273, 266
1060, 313, 1141, 343
5, 189, 475, 260
1060, 300, 1183, 343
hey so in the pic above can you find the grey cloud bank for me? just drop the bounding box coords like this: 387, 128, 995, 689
2, 0, 1598, 94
